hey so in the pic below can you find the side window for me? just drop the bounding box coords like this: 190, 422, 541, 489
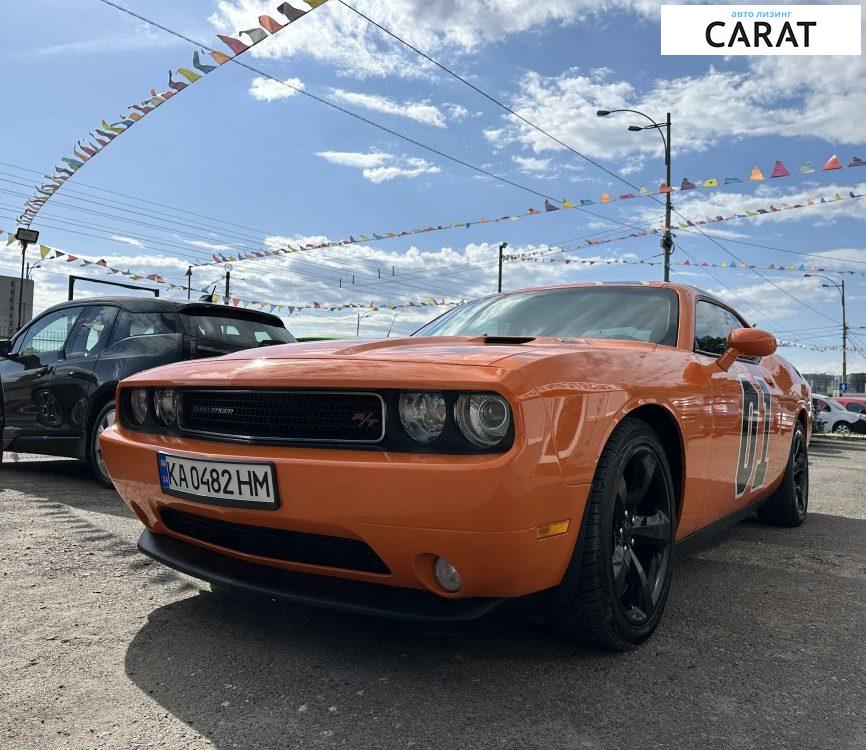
814, 399, 831, 413
848, 403, 865, 414
13, 308, 82, 361
694, 300, 746, 357
64, 306, 118, 359
109, 311, 181, 344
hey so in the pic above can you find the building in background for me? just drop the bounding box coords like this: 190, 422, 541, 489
847, 372, 866, 394
0, 274, 34, 337
803, 373, 839, 396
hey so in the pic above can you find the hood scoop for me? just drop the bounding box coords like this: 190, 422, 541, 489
482, 336, 536, 345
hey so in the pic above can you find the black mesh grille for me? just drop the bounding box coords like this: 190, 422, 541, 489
161, 507, 390, 574
178, 390, 384, 443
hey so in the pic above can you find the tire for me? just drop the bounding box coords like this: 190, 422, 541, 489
89, 402, 116, 488
757, 422, 808, 527
546, 417, 676, 651
832, 422, 851, 435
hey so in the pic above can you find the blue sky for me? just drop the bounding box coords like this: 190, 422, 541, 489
1, 0, 864, 375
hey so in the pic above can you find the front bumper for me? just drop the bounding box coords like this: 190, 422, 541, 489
102, 424, 589, 600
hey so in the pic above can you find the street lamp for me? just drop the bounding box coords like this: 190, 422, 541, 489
805, 274, 848, 390
597, 108, 673, 281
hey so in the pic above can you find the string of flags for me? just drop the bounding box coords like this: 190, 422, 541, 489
504, 189, 864, 265
17, 0, 330, 228
778, 340, 865, 353
0, 227, 460, 315
197, 154, 866, 269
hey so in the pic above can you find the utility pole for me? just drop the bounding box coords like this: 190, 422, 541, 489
498, 242, 508, 293
185, 266, 192, 300
661, 112, 673, 283
841, 278, 847, 387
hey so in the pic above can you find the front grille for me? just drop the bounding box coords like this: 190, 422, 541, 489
178, 390, 384, 443
161, 507, 390, 574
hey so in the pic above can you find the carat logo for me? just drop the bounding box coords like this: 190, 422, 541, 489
661, 4, 862, 55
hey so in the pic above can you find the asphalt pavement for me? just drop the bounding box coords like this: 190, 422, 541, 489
1, 439, 864, 750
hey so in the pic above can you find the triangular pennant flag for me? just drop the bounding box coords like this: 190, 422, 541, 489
823, 154, 843, 171
601, 193, 613, 203
277, 2, 306, 22
210, 50, 232, 65
658, 182, 674, 193
39, 245, 51, 259
770, 160, 790, 178
240, 27, 268, 45
192, 51, 216, 74
849, 156, 865, 167
680, 178, 697, 190
724, 177, 742, 184
799, 162, 814, 174
639, 185, 650, 196
258, 15, 286, 33
619, 193, 635, 200
702, 178, 719, 188
749, 166, 764, 181
177, 67, 202, 84
217, 35, 249, 55
561, 198, 576, 208
544, 200, 558, 211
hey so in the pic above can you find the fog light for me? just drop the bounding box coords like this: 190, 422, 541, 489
433, 556, 462, 593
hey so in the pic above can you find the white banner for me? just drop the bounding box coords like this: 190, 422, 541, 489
661, 4, 862, 56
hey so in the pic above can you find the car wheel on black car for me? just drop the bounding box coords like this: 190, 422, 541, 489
90, 402, 116, 488
757, 421, 808, 527
547, 417, 675, 651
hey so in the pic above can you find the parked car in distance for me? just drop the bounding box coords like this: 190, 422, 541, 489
0, 297, 294, 486
835, 395, 866, 415
811, 394, 866, 434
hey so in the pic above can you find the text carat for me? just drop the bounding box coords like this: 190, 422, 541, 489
706, 18, 817, 49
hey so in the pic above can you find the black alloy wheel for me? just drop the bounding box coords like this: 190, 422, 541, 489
791, 428, 808, 516
611, 446, 673, 626
758, 421, 809, 527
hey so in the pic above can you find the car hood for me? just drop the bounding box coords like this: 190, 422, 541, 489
223, 336, 655, 367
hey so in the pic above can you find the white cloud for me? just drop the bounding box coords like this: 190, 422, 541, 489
489, 55, 866, 162
184, 239, 234, 252
315, 151, 441, 183
110, 235, 145, 248
512, 155, 552, 174
210, 0, 664, 79
248, 76, 304, 101
330, 89, 447, 127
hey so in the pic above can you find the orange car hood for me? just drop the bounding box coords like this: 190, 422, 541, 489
224, 337, 552, 367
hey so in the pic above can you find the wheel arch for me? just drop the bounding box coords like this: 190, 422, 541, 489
83, 382, 119, 459
621, 403, 685, 530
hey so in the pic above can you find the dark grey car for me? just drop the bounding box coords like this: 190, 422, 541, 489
0, 297, 294, 485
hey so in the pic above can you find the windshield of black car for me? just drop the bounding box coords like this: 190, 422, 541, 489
414, 287, 679, 345
181, 313, 294, 347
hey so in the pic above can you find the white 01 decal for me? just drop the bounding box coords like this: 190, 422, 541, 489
735, 376, 772, 498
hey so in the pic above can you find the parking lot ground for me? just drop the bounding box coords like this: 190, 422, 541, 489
1, 440, 864, 750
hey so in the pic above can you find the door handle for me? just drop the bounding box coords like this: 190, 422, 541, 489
65, 370, 90, 380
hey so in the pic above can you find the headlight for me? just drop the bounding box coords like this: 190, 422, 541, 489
130, 389, 149, 425
399, 392, 446, 443
455, 393, 511, 447
154, 389, 179, 426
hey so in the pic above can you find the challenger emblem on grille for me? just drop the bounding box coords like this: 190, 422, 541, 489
192, 406, 236, 415
352, 412, 380, 428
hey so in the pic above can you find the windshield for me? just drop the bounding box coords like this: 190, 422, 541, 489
182, 313, 294, 348
415, 287, 679, 345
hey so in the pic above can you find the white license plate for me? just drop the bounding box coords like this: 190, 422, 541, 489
157, 453, 279, 508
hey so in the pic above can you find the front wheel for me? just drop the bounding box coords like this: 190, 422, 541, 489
832, 422, 851, 435
90, 402, 116, 488
757, 422, 808, 527
546, 417, 675, 651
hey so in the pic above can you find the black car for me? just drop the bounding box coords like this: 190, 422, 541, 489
0, 297, 295, 486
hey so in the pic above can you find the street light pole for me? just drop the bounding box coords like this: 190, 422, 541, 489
223, 264, 233, 304
597, 108, 672, 281
13, 228, 39, 332
497, 242, 508, 293
805, 274, 848, 388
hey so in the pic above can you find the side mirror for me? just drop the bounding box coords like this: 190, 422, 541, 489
716, 328, 777, 371
0, 339, 11, 357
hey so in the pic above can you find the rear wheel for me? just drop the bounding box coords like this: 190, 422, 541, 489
757, 422, 808, 527
90, 402, 116, 488
832, 422, 851, 435
547, 417, 675, 651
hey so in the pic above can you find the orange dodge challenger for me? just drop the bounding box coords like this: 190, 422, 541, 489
101, 282, 811, 650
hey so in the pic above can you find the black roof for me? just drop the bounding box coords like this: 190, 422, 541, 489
40, 296, 285, 326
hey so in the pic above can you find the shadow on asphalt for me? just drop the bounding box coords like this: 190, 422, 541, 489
122, 512, 865, 749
